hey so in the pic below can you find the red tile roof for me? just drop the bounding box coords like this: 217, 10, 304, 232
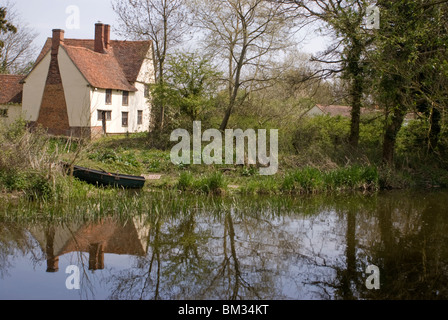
0, 74, 25, 104
315, 104, 353, 117
34, 38, 152, 91
62, 44, 137, 92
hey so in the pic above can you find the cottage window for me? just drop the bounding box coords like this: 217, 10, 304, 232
0, 109, 7, 118
98, 110, 111, 121
105, 89, 112, 105
137, 110, 143, 125
122, 112, 129, 127
122, 91, 129, 106
144, 85, 150, 98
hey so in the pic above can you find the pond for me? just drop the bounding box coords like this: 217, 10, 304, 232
0, 190, 447, 300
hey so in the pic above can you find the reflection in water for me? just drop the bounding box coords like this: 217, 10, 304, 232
0, 190, 448, 300
31, 218, 149, 273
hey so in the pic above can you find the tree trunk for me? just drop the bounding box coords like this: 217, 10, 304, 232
349, 76, 363, 148
428, 106, 441, 153
155, 56, 166, 132
158, 104, 165, 131
220, 103, 234, 131
382, 106, 406, 165
348, 41, 363, 149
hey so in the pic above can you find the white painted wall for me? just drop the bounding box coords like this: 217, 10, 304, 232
21, 52, 51, 121
133, 82, 152, 132
58, 48, 91, 127
135, 50, 155, 132
90, 86, 151, 134
0, 105, 22, 127
90, 88, 119, 133
136, 49, 156, 84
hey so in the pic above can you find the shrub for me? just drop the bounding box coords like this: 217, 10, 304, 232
396, 120, 429, 158
177, 171, 194, 190
292, 116, 350, 161
0, 169, 53, 200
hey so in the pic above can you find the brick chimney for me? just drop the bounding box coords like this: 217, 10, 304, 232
95, 23, 105, 53
95, 23, 111, 53
52, 29, 65, 55
104, 24, 111, 50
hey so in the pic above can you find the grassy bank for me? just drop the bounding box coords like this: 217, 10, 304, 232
1, 119, 448, 201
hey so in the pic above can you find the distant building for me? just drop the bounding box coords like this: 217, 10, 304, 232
304, 104, 377, 118
21, 23, 156, 139
0, 74, 24, 127
304, 104, 422, 127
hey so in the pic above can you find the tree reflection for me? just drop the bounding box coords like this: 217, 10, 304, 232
107, 204, 298, 300
302, 191, 448, 300
366, 192, 448, 299
0, 222, 44, 278
2, 191, 448, 300
335, 209, 358, 300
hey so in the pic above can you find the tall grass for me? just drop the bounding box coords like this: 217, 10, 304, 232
0, 120, 98, 201
238, 176, 279, 195
177, 171, 226, 194
281, 166, 379, 194
0, 120, 60, 199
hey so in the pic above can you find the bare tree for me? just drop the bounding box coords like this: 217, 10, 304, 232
112, 0, 190, 130
191, 0, 299, 130
0, 0, 36, 74
281, 0, 377, 148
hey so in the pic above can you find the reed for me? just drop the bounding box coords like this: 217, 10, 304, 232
281, 165, 379, 194
176, 171, 226, 194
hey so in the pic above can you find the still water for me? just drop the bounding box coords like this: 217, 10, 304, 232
0, 190, 447, 300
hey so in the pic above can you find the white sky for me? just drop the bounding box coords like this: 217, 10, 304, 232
12, 0, 121, 46
8, 0, 327, 58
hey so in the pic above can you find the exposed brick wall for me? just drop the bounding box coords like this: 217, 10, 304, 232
70, 126, 103, 139
90, 126, 104, 140
36, 51, 70, 136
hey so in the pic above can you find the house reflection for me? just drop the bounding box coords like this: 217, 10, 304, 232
30, 217, 150, 272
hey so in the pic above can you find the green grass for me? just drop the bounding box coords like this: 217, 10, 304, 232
1, 121, 447, 203
281, 166, 379, 194
238, 175, 279, 195
176, 171, 226, 194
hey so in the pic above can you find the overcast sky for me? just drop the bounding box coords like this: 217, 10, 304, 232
13, 0, 120, 45
8, 0, 327, 57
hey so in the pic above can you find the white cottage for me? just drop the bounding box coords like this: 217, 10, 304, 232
21, 23, 155, 139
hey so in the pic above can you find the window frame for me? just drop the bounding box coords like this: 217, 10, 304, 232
122, 111, 129, 127
144, 85, 150, 98
122, 91, 129, 106
98, 110, 112, 121
105, 89, 112, 105
137, 110, 143, 125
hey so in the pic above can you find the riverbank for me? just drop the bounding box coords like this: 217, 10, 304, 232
1, 125, 447, 201
66, 133, 448, 194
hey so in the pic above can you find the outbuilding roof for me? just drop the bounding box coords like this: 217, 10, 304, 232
0, 74, 25, 104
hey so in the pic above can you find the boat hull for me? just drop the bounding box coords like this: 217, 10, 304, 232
71, 165, 146, 189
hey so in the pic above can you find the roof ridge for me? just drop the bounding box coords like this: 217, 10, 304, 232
28, 35, 152, 88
